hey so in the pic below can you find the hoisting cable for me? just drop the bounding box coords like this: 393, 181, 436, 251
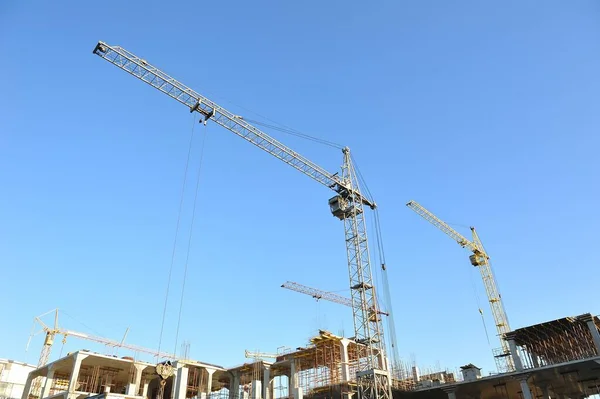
480, 308, 491, 346
374, 209, 401, 372
351, 154, 400, 372
157, 114, 198, 357
350, 154, 375, 204
173, 121, 209, 356
244, 118, 344, 150
62, 310, 105, 337
186, 90, 344, 150
467, 255, 491, 346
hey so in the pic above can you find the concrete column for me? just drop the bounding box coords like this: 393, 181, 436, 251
262, 367, 271, 399
104, 375, 113, 393
267, 377, 274, 399
288, 362, 302, 399
67, 353, 88, 398
340, 339, 351, 382
251, 380, 261, 399
229, 372, 240, 399
127, 364, 145, 396
540, 385, 551, 399
505, 334, 524, 371
142, 382, 150, 398
173, 366, 189, 399
206, 368, 216, 398
289, 362, 296, 399
519, 377, 533, 399
442, 387, 457, 399
41, 367, 55, 398
20, 373, 35, 399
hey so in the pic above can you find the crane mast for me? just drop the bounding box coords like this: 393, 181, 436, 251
406, 200, 514, 371
93, 41, 391, 399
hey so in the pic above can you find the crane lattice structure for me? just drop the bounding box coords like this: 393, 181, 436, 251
27, 309, 175, 398
281, 281, 389, 317
406, 200, 514, 372
281, 281, 353, 307
93, 41, 391, 399
244, 350, 278, 360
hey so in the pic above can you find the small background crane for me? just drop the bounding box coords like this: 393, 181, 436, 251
281, 281, 390, 317
280, 281, 352, 307
244, 350, 279, 360
27, 309, 176, 397
406, 200, 514, 372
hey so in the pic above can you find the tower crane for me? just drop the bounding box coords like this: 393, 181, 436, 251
405, 200, 514, 371
27, 309, 176, 397
93, 41, 391, 399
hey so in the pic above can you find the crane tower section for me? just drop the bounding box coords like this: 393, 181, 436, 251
93, 41, 391, 399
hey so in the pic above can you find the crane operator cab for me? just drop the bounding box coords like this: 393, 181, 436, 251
469, 252, 487, 266
329, 194, 362, 220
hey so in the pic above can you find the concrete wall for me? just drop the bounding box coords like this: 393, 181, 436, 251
0, 360, 36, 399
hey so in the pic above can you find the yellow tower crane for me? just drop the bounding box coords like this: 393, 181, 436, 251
406, 200, 514, 372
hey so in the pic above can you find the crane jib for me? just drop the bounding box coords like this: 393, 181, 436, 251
92, 41, 375, 210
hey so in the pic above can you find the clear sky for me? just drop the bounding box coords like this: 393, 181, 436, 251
1, 0, 599, 377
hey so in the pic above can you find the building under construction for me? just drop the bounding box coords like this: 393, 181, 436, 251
19, 312, 600, 399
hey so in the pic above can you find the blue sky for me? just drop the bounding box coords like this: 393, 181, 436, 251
1, 0, 599, 376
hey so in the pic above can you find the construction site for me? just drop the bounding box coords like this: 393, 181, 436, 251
17, 312, 600, 399
4, 0, 600, 389
3, 38, 595, 399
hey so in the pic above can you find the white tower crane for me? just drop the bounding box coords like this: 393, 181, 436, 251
93, 41, 391, 399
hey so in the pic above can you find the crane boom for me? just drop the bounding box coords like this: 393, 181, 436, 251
281, 281, 353, 307
244, 350, 278, 359
281, 281, 389, 316
94, 41, 391, 399
60, 329, 175, 358
406, 200, 477, 253
92, 42, 374, 209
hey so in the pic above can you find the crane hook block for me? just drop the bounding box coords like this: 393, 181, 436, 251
190, 100, 215, 124
190, 100, 201, 113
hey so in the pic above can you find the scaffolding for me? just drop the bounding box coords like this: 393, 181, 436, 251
508, 313, 600, 369
260, 331, 462, 398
